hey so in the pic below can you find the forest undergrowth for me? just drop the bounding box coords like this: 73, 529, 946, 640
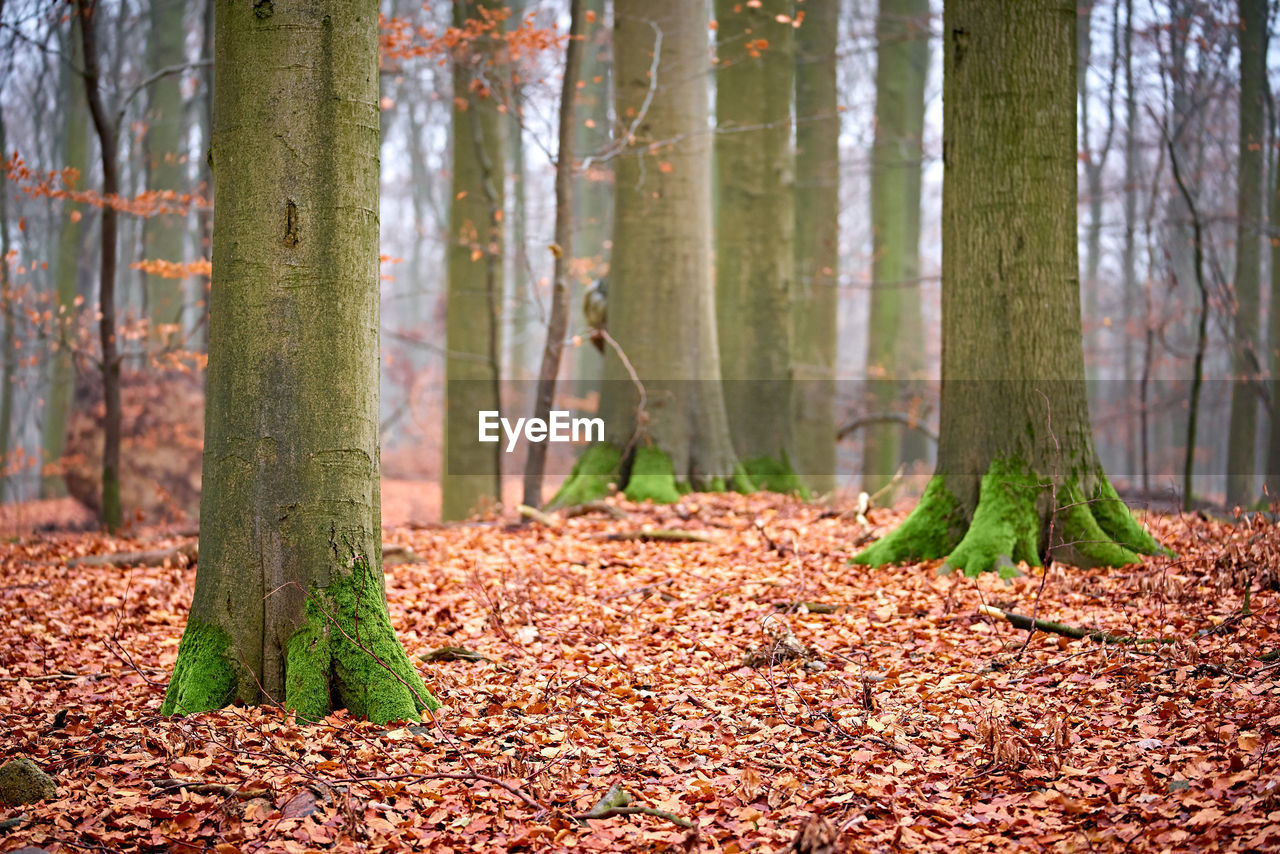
2, 492, 1279, 852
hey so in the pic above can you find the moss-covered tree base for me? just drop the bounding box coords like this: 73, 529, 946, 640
741, 454, 811, 498
162, 555, 439, 725
851, 457, 1166, 577
552, 443, 758, 506
549, 442, 623, 507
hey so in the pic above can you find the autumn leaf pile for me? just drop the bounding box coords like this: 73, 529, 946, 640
2, 492, 1279, 852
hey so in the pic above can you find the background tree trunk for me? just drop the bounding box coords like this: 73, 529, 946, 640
162, 0, 436, 724
522, 0, 583, 509
714, 0, 797, 489
862, 0, 929, 494
855, 0, 1162, 575
77, 0, 123, 532
443, 0, 506, 521
554, 0, 743, 506
1225, 0, 1266, 507
42, 16, 89, 500
142, 0, 187, 346
572, 0, 611, 398
792, 0, 839, 495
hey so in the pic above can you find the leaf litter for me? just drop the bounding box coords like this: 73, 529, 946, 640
1, 492, 1279, 852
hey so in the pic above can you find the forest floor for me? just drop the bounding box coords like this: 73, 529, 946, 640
1, 492, 1279, 852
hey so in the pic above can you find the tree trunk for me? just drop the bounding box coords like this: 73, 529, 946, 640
792, 0, 839, 495
1225, 0, 1266, 507
1266, 89, 1280, 500
522, 0, 583, 509
505, 0, 531, 382
862, 0, 929, 494
572, 0, 611, 397
77, 0, 123, 532
0, 49, 12, 504
143, 0, 187, 346
854, 0, 1163, 576
443, 0, 506, 521
553, 0, 744, 506
161, 0, 437, 724
43, 16, 90, 500
1120, 0, 1138, 481
714, 0, 798, 490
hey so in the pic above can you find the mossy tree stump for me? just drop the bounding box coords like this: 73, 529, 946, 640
162, 0, 437, 724
853, 0, 1164, 575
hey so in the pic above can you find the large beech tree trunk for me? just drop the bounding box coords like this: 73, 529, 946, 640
553, 0, 743, 507
714, 0, 797, 488
162, 0, 437, 724
854, 0, 1163, 575
862, 0, 929, 493
791, 0, 839, 494
442, 0, 505, 522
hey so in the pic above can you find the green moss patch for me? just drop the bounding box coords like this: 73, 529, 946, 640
286, 553, 440, 725
623, 445, 682, 504
742, 454, 811, 498
852, 474, 967, 567
549, 443, 622, 508
160, 620, 237, 716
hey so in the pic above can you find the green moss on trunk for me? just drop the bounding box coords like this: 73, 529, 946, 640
854, 458, 1165, 577
624, 445, 681, 504
549, 442, 622, 507
944, 458, 1043, 577
741, 454, 810, 498
851, 475, 967, 567
285, 554, 439, 725
160, 621, 237, 716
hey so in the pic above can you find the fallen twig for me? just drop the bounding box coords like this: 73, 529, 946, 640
977, 605, 1171, 645
593, 529, 714, 544
418, 646, 493, 664
152, 778, 271, 799
562, 501, 628, 520
517, 504, 558, 527
68, 541, 197, 568
575, 783, 693, 829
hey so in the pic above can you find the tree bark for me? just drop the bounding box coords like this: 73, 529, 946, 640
862, 0, 929, 494
854, 0, 1163, 575
572, 0, 611, 397
714, 0, 797, 488
554, 0, 744, 506
42, 15, 89, 499
443, 0, 506, 521
1266, 92, 1280, 500
523, 0, 584, 508
161, 0, 437, 724
77, 0, 123, 532
142, 0, 187, 346
792, 0, 840, 494
1225, 0, 1266, 507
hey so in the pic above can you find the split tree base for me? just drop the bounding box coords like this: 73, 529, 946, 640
161, 554, 438, 725
852, 457, 1166, 575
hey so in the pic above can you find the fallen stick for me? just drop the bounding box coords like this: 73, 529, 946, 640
575, 783, 692, 829
68, 541, 198, 568
417, 646, 493, 663
977, 605, 1169, 645
593, 529, 714, 544
563, 501, 628, 520
517, 504, 558, 527
152, 778, 270, 799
